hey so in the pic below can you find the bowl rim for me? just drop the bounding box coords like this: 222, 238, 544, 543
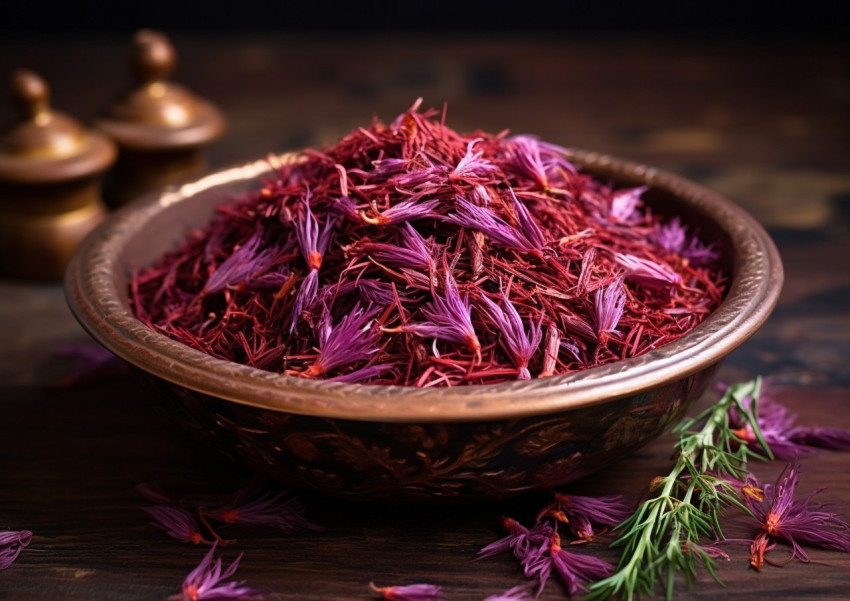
65, 149, 783, 422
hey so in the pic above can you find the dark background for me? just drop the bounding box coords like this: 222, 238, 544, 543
2, 1, 848, 37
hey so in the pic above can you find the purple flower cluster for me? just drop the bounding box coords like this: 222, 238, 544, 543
653, 216, 720, 265
480, 291, 542, 380
405, 271, 481, 361
306, 305, 391, 382
614, 253, 682, 288
0, 529, 32, 570
478, 499, 618, 597
170, 543, 265, 601
593, 280, 626, 346
445, 194, 546, 258
741, 462, 850, 570
291, 200, 336, 331
539, 492, 633, 542
139, 476, 319, 546
725, 381, 850, 459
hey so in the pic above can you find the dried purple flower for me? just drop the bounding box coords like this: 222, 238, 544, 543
541, 492, 633, 542
506, 188, 547, 253
358, 223, 434, 270
303, 305, 380, 378
451, 138, 499, 183
446, 197, 544, 258
547, 532, 615, 595
405, 270, 481, 361
608, 186, 647, 224
170, 543, 264, 601
726, 381, 850, 460
143, 505, 210, 545
654, 217, 720, 265
361, 197, 441, 226
204, 477, 322, 534
0, 530, 32, 570
332, 164, 361, 221
746, 461, 850, 570
291, 200, 336, 331
478, 518, 556, 595
205, 227, 287, 295
653, 216, 687, 254
369, 582, 447, 601
615, 253, 682, 288
327, 362, 395, 383
479, 291, 542, 380
593, 279, 626, 346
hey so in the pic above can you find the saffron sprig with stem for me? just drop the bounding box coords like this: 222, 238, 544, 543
586, 377, 772, 601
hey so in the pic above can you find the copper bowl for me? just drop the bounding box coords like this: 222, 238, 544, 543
65, 149, 783, 502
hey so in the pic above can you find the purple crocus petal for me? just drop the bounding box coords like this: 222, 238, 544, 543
549, 538, 615, 596
654, 217, 688, 254
305, 305, 380, 377
328, 363, 395, 383
451, 138, 499, 182
290, 269, 320, 333
143, 505, 206, 544
295, 200, 335, 266
210, 477, 323, 533
478, 518, 556, 596
290, 201, 336, 331
681, 236, 720, 265
175, 543, 265, 601
479, 292, 542, 379
615, 253, 682, 288
363, 197, 442, 226
370, 582, 447, 601
371, 157, 409, 176
609, 186, 647, 224
405, 271, 481, 357
478, 518, 532, 560
204, 227, 284, 294
392, 165, 450, 190
359, 223, 434, 270
506, 135, 551, 189
506, 188, 547, 251
788, 426, 850, 452
0, 530, 32, 570
552, 492, 633, 541
444, 197, 544, 257
594, 279, 626, 343
727, 385, 843, 460
333, 195, 360, 221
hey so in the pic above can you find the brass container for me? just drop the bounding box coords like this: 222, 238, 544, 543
0, 70, 115, 281
65, 150, 783, 502
95, 30, 225, 208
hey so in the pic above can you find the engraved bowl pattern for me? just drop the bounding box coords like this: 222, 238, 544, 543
65, 149, 783, 502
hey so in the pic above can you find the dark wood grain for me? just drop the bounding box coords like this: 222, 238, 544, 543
1, 33, 849, 600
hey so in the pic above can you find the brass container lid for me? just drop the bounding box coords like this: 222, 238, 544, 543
0, 70, 116, 184
95, 30, 225, 151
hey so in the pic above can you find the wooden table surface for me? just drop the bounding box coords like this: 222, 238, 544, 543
1, 32, 849, 600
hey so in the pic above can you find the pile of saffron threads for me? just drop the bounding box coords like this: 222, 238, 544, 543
130, 100, 726, 387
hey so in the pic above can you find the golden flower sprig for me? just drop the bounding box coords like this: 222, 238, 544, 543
586, 377, 771, 601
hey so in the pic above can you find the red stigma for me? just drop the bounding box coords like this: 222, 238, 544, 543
307, 251, 323, 271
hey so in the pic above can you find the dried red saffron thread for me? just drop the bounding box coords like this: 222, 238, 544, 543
131, 99, 726, 386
